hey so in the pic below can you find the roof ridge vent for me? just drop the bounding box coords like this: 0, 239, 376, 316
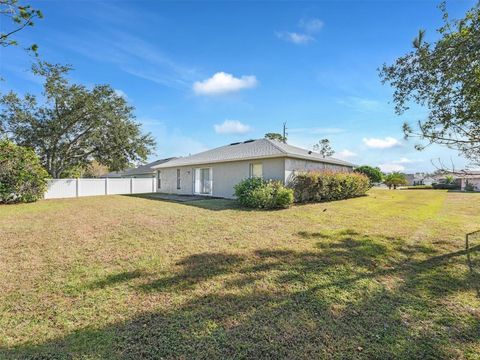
229, 142, 241, 146
243, 139, 255, 143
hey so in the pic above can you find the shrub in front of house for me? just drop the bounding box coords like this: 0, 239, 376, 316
404, 185, 434, 190
289, 171, 370, 203
234, 177, 294, 209
0, 140, 49, 204
432, 182, 461, 190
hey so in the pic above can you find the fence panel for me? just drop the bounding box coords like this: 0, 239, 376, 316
132, 178, 154, 194
108, 179, 131, 195
45, 179, 77, 199
80, 179, 107, 197
44, 178, 157, 199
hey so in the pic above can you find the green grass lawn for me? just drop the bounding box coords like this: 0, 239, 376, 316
0, 189, 479, 359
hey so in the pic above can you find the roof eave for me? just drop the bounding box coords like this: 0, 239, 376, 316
285, 154, 356, 167
152, 154, 286, 168
153, 153, 354, 169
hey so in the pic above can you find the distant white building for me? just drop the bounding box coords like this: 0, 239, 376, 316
407, 173, 436, 186
457, 171, 480, 191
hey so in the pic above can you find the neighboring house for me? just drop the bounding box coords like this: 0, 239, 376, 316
405, 174, 415, 186
152, 138, 355, 199
408, 173, 436, 186
106, 158, 176, 178
458, 171, 480, 191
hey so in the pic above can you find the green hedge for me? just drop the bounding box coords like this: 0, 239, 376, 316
0, 140, 49, 204
403, 185, 434, 190
234, 177, 294, 209
432, 183, 460, 190
289, 171, 370, 203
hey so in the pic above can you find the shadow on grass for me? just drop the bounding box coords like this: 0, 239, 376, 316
125, 193, 295, 212
124, 193, 250, 212
87, 270, 145, 290
139, 253, 243, 292
2, 231, 479, 359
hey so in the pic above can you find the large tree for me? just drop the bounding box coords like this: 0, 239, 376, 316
354, 165, 383, 184
0, 62, 156, 178
313, 138, 334, 158
1, 0, 42, 53
380, 2, 480, 165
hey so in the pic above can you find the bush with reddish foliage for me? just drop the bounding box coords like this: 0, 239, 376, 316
289, 171, 370, 203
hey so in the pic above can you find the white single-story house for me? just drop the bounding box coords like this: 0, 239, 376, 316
406, 172, 437, 186
458, 171, 480, 191
106, 158, 176, 178
152, 138, 355, 198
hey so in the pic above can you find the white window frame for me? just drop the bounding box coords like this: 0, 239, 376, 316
176, 169, 181, 190
249, 162, 263, 178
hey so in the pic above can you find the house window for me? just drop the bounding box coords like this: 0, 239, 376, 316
249, 163, 263, 178
157, 171, 161, 189
194, 168, 212, 195
176, 169, 181, 189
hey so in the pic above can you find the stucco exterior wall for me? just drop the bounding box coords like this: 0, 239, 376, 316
157, 167, 194, 195
157, 157, 285, 198
284, 157, 353, 184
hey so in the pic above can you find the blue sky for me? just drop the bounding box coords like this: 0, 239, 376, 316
0, 0, 476, 173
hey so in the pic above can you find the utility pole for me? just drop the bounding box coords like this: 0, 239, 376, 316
282, 122, 287, 143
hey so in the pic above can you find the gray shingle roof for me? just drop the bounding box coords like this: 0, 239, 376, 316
153, 139, 355, 168
107, 158, 176, 177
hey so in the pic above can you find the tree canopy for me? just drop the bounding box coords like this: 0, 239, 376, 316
0, 62, 156, 178
264, 132, 287, 143
313, 139, 334, 158
0, 139, 48, 203
384, 172, 408, 190
380, 2, 480, 165
0, 0, 43, 54
354, 165, 383, 184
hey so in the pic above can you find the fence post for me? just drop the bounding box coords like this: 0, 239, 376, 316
76, 178, 80, 198
105, 178, 108, 195
130, 178, 133, 194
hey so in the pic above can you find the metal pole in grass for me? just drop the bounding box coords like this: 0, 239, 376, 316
466, 230, 480, 298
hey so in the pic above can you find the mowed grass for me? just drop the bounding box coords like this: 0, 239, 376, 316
0, 189, 479, 359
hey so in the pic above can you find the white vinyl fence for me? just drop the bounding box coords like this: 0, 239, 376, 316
45, 178, 157, 199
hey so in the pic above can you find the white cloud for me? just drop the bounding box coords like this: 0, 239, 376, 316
275, 31, 313, 44
299, 18, 324, 33
193, 72, 258, 96
214, 120, 252, 134
379, 163, 406, 173
392, 157, 418, 164
363, 137, 402, 149
336, 149, 357, 159
277, 18, 323, 45
60, 30, 198, 89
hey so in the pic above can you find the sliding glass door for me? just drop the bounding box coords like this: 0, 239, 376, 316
194, 168, 212, 195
